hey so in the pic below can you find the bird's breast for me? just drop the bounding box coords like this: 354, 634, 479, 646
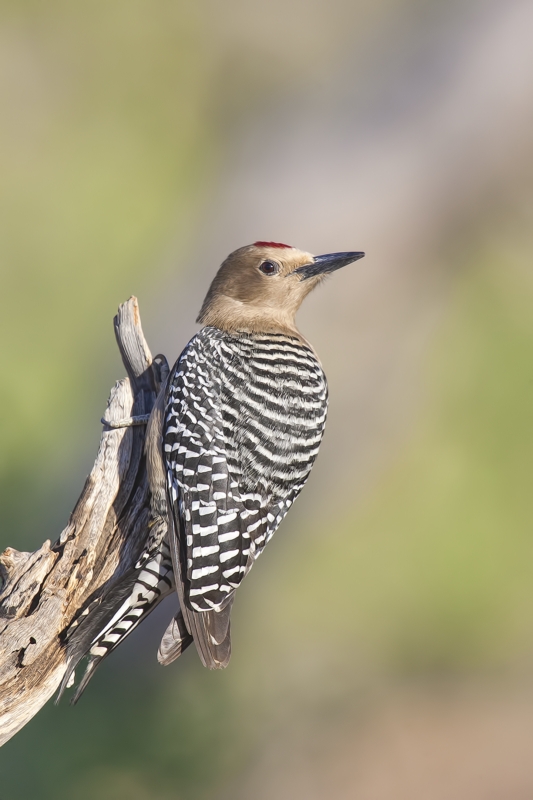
215, 331, 328, 497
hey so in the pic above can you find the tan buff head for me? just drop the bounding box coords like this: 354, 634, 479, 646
197, 241, 365, 336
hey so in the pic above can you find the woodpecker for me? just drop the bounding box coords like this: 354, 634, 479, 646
61, 242, 364, 697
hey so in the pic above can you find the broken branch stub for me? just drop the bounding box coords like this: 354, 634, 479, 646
0, 296, 159, 747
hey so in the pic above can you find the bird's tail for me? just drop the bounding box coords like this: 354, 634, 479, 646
158, 612, 194, 665
58, 538, 180, 704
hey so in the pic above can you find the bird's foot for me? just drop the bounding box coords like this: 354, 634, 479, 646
102, 414, 151, 429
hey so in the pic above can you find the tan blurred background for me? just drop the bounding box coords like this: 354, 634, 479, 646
2, 0, 533, 797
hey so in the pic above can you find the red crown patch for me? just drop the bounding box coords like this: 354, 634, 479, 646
253, 241, 292, 249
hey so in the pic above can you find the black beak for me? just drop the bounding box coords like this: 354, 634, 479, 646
293, 251, 365, 280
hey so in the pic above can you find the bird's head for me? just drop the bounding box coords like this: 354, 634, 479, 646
197, 242, 365, 336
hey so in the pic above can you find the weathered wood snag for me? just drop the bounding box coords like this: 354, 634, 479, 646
0, 297, 161, 747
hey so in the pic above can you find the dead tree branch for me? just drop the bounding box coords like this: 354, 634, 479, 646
0, 297, 160, 746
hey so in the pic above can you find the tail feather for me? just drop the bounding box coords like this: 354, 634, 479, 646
185, 605, 233, 669
167, 511, 233, 669
157, 611, 194, 665
58, 539, 175, 704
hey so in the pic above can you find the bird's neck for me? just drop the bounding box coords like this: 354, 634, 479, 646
199, 295, 303, 339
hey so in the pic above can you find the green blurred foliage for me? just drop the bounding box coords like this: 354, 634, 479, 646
2, 0, 533, 798
0, 0, 215, 546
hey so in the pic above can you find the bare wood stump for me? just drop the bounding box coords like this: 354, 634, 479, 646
0, 297, 160, 747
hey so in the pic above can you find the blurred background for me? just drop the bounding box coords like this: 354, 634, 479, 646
2, 0, 533, 797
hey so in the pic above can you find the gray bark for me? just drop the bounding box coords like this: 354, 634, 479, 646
0, 297, 158, 747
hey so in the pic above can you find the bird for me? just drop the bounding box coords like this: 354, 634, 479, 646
60, 241, 364, 699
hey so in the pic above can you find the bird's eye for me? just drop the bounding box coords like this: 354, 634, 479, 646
259, 260, 279, 276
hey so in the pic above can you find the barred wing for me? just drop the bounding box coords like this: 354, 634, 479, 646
163, 331, 268, 615
163, 328, 328, 667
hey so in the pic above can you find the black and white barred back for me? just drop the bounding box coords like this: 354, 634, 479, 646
164, 326, 328, 613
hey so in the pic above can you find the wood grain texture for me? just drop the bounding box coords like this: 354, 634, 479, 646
0, 297, 158, 746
